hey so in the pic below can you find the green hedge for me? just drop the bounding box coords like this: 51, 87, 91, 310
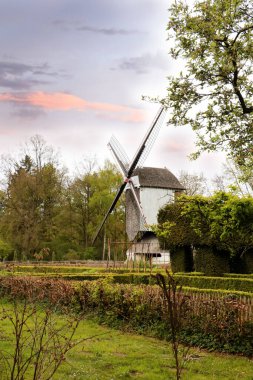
175, 274, 253, 293
5, 265, 108, 274
243, 250, 253, 274
9, 271, 253, 292
194, 246, 230, 275
170, 246, 193, 273
224, 273, 253, 279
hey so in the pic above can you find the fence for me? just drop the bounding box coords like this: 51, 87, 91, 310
182, 289, 253, 324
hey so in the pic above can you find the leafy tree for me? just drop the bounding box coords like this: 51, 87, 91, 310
55, 160, 125, 259
83, 160, 126, 257
165, 0, 253, 169
0, 137, 64, 260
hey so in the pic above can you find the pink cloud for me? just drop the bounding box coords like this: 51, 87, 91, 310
0, 91, 146, 123
161, 140, 187, 153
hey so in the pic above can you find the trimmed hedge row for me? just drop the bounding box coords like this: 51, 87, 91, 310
1, 265, 109, 274
0, 276, 252, 356
175, 274, 253, 293
170, 246, 253, 276
9, 271, 253, 292
224, 273, 253, 279
177, 272, 253, 279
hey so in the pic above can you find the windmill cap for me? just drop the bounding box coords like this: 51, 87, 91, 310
132, 167, 184, 190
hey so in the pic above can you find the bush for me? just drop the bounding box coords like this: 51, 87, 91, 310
170, 246, 194, 273
194, 246, 230, 275
242, 250, 253, 274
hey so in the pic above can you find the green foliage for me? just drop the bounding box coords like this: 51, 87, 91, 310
194, 246, 230, 276
156, 201, 199, 248
54, 160, 125, 258
0, 238, 13, 260
0, 137, 126, 260
4, 268, 253, 292
170, 246, 194, 273
175, 274, 253, 293
165, 0, 253, 168
242, 249, 253, 273
0, 138, 64, 259
156, 192, 253, 274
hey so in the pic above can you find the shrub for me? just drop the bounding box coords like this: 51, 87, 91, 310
194, 246, 230, 276
170, 246, 194, 273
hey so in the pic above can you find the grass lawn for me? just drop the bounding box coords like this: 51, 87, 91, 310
0, 299, 252, 380
55, 319, 253, 380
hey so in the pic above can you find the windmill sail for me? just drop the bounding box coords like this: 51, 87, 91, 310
138, 107, 166, 167
108, 136, 130, 176
92, 105, 166, 244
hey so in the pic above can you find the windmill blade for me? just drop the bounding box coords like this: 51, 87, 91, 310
108, 135, 130, 176
127, 106, 166, 177
138, 108, 166, 167
128, 181, 148, 231
92, 181, 127, 244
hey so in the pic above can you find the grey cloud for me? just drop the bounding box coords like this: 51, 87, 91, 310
76, 25, 139, 35
115, 51, 169, 74
53, 20, 140, 35
0, 61, 56, 90
0, 77, 50, 90
11, 106, 46, 120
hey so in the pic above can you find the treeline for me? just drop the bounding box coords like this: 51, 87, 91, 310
0, 136, 125, 261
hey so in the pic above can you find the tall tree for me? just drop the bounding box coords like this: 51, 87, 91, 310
1, 137, 64, 259
56, 160, 125, 259
165, 0, 253, 169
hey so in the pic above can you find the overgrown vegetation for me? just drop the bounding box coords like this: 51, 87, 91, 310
0, 276, 252, 357
156, 192, 253, 275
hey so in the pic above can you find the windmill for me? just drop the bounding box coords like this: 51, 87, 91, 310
92, 106, 184, 262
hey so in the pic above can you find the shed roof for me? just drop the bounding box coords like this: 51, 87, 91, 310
133, 167, 184, 190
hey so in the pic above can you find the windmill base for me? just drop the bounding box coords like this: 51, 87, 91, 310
126, 232, 170, 265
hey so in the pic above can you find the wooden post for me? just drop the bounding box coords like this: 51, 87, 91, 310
102, 232, 106, 261
107, 238, 111, 270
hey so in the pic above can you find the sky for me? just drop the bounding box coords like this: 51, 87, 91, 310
0, 0, 226, 180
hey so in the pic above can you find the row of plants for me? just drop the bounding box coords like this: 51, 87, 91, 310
176, 272, 253, 279
1, 265, 109, 274
0, 275, 252, 357
175, 274, 253, 293
11, 265, 253, 280
6, 271, 253, 293
156, 192, 253, 275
